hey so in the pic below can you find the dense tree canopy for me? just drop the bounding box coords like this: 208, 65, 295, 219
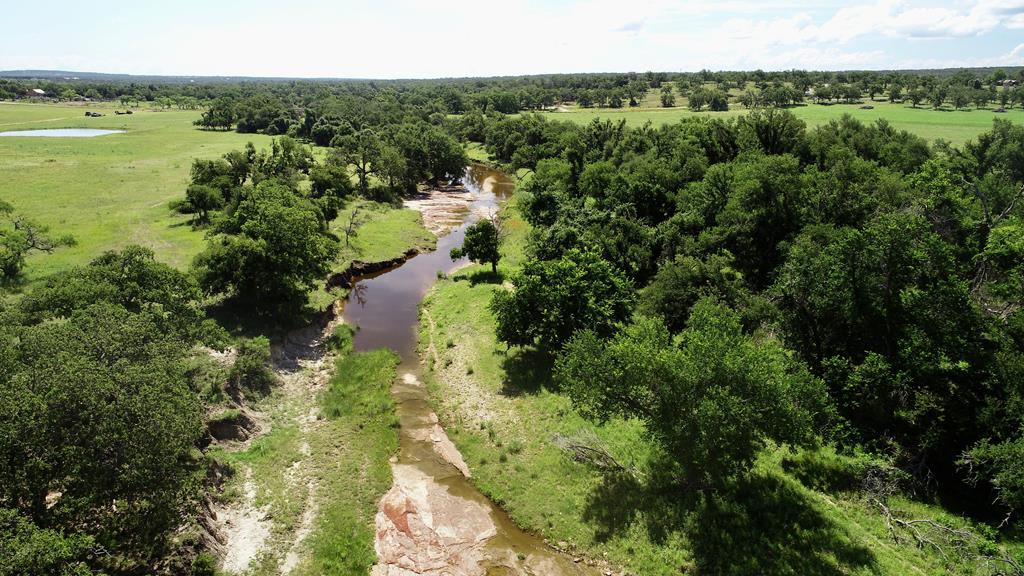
0, 247, 211, 571
481, 103, 1024, 523
193, 182, 339, 314
558, 301, 830, 487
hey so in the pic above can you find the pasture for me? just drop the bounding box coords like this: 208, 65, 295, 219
550, 97, 1024, 145
0, 101, 271, 284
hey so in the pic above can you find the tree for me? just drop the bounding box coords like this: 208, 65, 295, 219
0, 302, 203, 558
193, 182, 339, 314
639, 251, 749, 333
342, 208, 366, 248
908, 88, 927, 108
0, 508, 93, 576
888, 83, 903, 103
972, 89, 991, 110
707, 89, 730, 111
334, 129, 380, 196
772, 213, 988, 456
423, 126, 469, 185
660, 84, 676, 108
556, 301, 829, 488
193, 97, 235, 130
739, 89, 760, 109
234, 94, 290, 134
309, 150, 355, 201
185, 184, 224, 223
450, 218, 501, 273
376, 143, 407, 194
19, 245, 213, 342
951, 88, 971, 110
0, 202, 75, 280
688, 88, 708, 111
735, 108, 806, 156
490, 249, 634, 351
189, 157, 238, 198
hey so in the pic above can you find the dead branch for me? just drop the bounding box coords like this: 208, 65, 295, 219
865, 463, 1023, 575
552, 430, 643, 480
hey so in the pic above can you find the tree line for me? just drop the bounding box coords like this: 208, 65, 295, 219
6, 66, 1021, 116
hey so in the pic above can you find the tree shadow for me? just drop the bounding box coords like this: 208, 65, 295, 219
499, 347, 555, 396
582, 465, 878, 575
205, 294, 321, 339
466, 269, 505, 286
689, 473, 876, 575
0, 274, 29, 293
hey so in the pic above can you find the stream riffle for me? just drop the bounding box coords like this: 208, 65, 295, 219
342, 165, 600, 575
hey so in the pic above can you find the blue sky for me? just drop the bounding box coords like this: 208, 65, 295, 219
2, 0, 1022, 78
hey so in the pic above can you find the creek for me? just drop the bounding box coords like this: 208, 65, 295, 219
341, 165, 599, 575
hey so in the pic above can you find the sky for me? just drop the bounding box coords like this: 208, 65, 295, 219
2, 0, 1023, 78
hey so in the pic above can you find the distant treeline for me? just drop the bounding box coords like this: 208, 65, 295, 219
3, 67, 1024, 116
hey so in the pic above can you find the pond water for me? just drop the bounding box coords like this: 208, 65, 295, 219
0, 128, 125, 138
342, 165, 601, 575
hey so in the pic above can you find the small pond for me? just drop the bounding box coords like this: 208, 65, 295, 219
0, 129, 125, 138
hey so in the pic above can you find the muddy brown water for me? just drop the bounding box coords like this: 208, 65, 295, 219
342, 165, 600, 575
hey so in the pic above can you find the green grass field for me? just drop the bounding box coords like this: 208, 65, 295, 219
0, 101, 272, 284
0, 102, 437, 297
549, 98, 1024, 145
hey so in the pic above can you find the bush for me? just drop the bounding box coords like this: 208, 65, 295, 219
228, 337, 275, 394
325, 324, 356, 354
0, 508, 93, 576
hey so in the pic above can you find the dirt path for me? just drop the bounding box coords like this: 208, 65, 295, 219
214, 305, 343, 575
219, 467, 272, 574
0, 115, 76, 127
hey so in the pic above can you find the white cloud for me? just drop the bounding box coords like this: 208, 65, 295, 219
1, 0, 1021, 77
809, 0, 1024, 42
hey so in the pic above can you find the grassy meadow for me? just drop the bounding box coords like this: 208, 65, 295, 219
548, 96, 1024, 145
0, 101, 437, 301
0, 101, 272, 284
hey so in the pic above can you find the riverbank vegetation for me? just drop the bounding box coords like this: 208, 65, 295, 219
422, 105, 1024, 574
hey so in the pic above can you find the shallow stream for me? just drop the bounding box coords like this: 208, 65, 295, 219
342, 165, 599, 575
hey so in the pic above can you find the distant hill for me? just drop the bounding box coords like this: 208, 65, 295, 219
0, 69, 359, 84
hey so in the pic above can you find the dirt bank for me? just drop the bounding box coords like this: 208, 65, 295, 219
205, 302, 345, 575
325, 249, 420, 291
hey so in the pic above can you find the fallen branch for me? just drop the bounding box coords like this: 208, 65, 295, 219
865, 465, 1023, 574
552, 430, 643, 479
